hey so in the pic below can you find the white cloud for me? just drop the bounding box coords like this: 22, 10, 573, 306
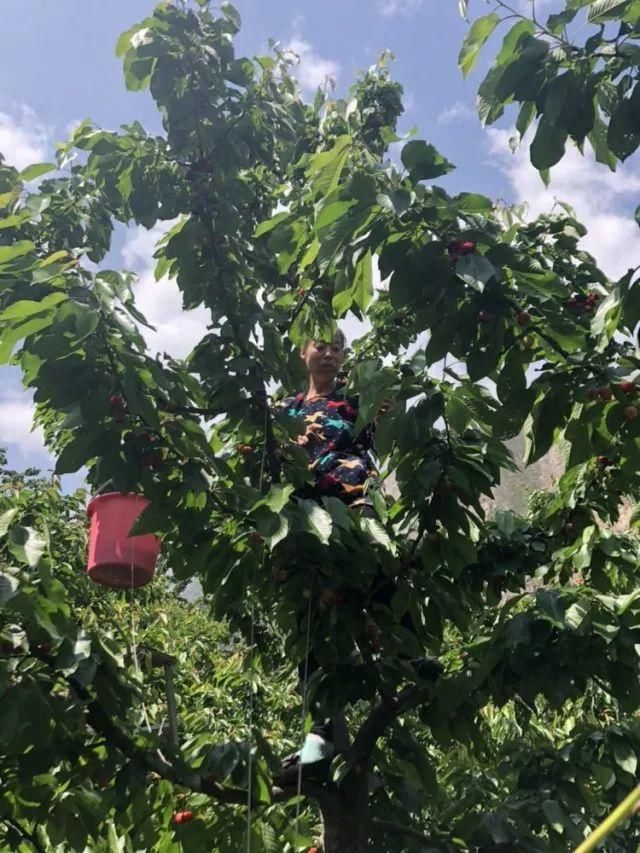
0, 105, 50, 171
285, 37, 340, 92
486, 129, 640, 280
377, 0, 423, 16
403, 92, 416, 113
0, 385, 51, 465
437, 100, 475, 126
121, 224, 211, 360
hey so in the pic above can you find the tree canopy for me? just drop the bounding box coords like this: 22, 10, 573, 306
1, 0, 640, 850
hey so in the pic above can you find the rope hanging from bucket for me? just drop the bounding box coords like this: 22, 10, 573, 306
293, 587, 314, 847
129, 495, 153, 735
245, 576, 256, 853
245, 408, 270, 851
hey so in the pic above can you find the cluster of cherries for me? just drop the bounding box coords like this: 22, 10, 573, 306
172, 810, 194, 825
109, 393, 127, 423
566, 291, 601, 314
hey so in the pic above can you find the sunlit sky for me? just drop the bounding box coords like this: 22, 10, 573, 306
1, 0, 639, 475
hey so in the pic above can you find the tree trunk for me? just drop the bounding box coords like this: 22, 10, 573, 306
319, 777, 369, 853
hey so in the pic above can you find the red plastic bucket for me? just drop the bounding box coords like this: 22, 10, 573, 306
87, 493, 160, 589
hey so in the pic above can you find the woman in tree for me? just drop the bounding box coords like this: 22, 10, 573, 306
281, 330, 378, 514
278, 330, 441, 782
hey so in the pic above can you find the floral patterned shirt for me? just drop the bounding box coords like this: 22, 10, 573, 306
282, 388, 376, 508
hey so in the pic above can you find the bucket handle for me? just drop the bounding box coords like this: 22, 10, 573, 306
91, 478, 114, 500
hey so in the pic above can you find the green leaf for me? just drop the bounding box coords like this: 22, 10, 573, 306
542, 799, 567, 834
19, 163, 56, 182
456, 253, 496, 290
0, 572, 19, 605
459, 13, 501, 78
8, 526, 47, 568
361, 517, 395, 552
306, 136, 352, 198
0, 292, 66, 322
530, 118, 567, 170
607, 88, 640, 161
254, 211, 290, 238
588, 0, 631, 21
611, 737, 637, 775
299, 500, 332, 544
453, 192, 492, 213
401, 140, 455, 181
544, 71, 581, 128
516, 101, 536, 138
0, 508, 18, 537
221, 2, 242, 30
55, 431, 96, 475
589, 114, 618, 171
264, 484, 295, 514
0, 240, 36, 265
352, 251, 373, 312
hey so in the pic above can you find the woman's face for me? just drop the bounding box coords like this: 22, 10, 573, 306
302, 338, 345, 382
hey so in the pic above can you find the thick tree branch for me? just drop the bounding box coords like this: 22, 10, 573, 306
349, 682, 434, 763
33, 649, 333, 812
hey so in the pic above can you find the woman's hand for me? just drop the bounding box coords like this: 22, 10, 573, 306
297, 423, 326, 447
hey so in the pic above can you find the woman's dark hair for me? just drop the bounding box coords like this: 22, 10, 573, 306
302, 328, 347, 351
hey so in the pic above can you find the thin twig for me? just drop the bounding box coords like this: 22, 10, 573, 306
1, 817, 46, 853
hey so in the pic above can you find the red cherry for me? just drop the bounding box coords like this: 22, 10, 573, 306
172, 810, 194, 825
620, 381, 636, 395
624, 405, 638, 421
239, 445, 253, 455
586, 388, 599, 401
598, 387, 613, 402
109, 394, 126, 409
250, 531, 263, 545
477, 310, 494, 324
296, 287, 306, 298
461, 240, 476, 254
309, 848, 319, 853
597, 456, 612, 467
516, 310, 531, 327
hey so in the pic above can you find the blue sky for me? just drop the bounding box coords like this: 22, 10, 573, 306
1, 0, 639, 475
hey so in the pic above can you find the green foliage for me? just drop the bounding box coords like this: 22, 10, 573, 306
462, 0, 640, 173
0, 0, 640, 850
0, 460, 302, 851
